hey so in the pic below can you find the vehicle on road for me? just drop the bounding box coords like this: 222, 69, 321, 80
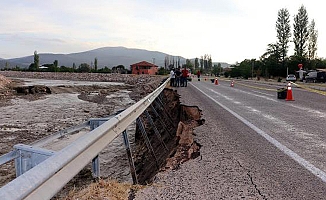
286, 74, 296, 82
305, 71, 326, 83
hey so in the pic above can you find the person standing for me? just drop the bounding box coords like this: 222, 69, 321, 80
175, 68, 181, 87
181, 67, 189, 87
197, 70, 201, 81
170, 69, 175, 87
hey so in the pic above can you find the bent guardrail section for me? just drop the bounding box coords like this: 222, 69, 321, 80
0, 78, 169, 200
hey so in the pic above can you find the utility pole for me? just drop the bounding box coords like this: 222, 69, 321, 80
252, 60, 254, 79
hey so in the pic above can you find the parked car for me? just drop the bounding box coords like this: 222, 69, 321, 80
305, 71, 326, 83
305, 71, 317, 82
286, 74, 296, 82
317, 71, 326, 83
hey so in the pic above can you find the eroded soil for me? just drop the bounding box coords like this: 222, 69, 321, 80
133, 88, 204, 185
0, 72, 204, 199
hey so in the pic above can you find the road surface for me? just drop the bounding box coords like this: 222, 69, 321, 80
136, 78, 326, 199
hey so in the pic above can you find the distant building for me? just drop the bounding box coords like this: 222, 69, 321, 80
130, 61, 158, 75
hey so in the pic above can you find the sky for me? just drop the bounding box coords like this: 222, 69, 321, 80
0, 0, 325, 64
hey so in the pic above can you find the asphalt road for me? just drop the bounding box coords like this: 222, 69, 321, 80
136, 78, 326, 199
186, 79, 326, 199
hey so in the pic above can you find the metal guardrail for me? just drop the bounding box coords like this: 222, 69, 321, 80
0, 77, 169, 200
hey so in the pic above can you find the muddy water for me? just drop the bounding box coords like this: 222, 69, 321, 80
0, 79, 136, 188
16, 78, 125, 87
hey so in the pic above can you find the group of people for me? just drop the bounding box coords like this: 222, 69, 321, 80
170, 67, 189, 87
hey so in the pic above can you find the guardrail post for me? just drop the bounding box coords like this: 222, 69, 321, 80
89, 118, 109, 178
92, 155, 100, 178
14, 144, 55, 177
122, 130, 138, 184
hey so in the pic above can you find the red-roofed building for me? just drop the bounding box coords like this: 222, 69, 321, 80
130, 61, 158, 75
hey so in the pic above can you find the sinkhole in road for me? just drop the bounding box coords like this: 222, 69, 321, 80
133, 88, 205, 185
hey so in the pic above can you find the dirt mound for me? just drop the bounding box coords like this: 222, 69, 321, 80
0, 74, 11, 90
0, 74, 13, 100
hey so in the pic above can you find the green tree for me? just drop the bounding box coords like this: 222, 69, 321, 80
164, 55, 169, 69
261, 43, 282, 77
4, 62, 10, 70
28, 63, 37, 71
34, 50, 39, 70
97, 66, 111, 73
200, 56, 204, 71
158, 67, 168, 75
208, 55, 212, 72
72, 63, 76, 72
276, 8, 291, 69
60, 65, 73, 72
195, 58, 199, 71
53, 60, 58, 72
112, 65, 126, 73
239, 60, 253, 79
211, 64, 220, 76
78, 63, 91, 73
293, 5, 309, 58
230, 64, 241, 78
183, 59, 194, 72
308, 19, 318, 62
94, 57, 98, 71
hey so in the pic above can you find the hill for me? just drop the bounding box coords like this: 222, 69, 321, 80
0, 47, 230, 69
0, 47, 180, 69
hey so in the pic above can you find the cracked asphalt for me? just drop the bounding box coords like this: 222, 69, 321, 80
135, 81, 326, 200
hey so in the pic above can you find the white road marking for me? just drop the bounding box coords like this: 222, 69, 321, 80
251, 90, 274, 97
191, 83, 326, 183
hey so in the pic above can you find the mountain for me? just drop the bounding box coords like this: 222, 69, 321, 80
0, 47, 183, 69
0, 47, 231, 69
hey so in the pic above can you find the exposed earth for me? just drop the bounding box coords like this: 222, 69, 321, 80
0, 71, 203, 199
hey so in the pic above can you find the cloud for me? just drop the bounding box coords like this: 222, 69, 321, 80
0, 0, 326, 62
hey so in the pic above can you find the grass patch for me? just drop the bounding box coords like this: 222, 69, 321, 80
62, 179, 146, 200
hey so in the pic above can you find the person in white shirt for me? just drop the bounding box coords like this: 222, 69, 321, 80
170, 69, 175, 87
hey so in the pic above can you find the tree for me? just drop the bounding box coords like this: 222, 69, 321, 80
261, 43, 282, 77
4, 62, 10, 70
211, 64, 220, 76
97, 66, 111, 73
78, 63, 91, 73
208, 55, 212, 71
183, 59, 194, 72
94, 57, 98, 71
177, 56, 181, 68
276, 8, 291, 67
73, 63, 76, 71
293, 5, 309, 58
28, 63, 37, 71
60, 65, 73, 72
34, 51, 39, 70
112, 65, 126, 73
195, 58, 199, 71
164, 55, 169, 69
308, 19, 318, 61
200, 56, 204, 71
53, 60, 58, 72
